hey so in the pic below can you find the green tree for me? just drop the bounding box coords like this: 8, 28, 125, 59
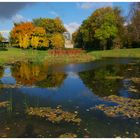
33, 17, 66, 34
73, 7, 124, 50
126, 3, 140, 48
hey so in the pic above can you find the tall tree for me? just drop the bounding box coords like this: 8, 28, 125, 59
50, 33, 65, 49
73, 7, 125, 50
127, 3, 140, 47
10, 22, 35, 48
33, 17, 66, 34
31, 27, 49, 49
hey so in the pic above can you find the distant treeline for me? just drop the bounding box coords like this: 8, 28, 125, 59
72, 3, 140, 50
1, 3, 140, 51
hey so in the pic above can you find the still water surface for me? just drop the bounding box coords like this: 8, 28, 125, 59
0, 58, 140, 138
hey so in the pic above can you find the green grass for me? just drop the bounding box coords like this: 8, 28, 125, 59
0, 48, 49, 65
88, 48, 140, 60
0, 47, 92, 65
0, 47, 140, 66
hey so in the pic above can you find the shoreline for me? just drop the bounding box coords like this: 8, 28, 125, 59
0, 48, 140, 66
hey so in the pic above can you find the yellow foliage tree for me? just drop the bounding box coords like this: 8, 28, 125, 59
38, 37, 49, 48
10, 22, 35, 48
51, 33, 64, 49
19, 34, 30, 49
31, 27, 49, 49
31, 36, 39, 49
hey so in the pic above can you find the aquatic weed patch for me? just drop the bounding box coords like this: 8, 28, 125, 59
26, 107, 81, 124
59, 133, 77, 138
0, 101, 9, 108
95, 95, 140, 119
0, 84, 22, 89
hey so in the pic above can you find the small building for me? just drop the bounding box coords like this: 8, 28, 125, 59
63, 32, 72, 40
0, 39, 9, 47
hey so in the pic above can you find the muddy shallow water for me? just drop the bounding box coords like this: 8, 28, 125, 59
0, 58, 140, 138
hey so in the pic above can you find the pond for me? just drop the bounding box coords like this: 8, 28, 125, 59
0, 58, 140, 138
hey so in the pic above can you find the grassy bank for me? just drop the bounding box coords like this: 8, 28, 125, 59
0, 47, 140, 66
88, 48, 140, 60
0, 48, 93, 65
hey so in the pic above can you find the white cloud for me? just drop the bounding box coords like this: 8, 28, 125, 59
64, 22, 81, 34
77, 2, 113, 10
49, 11, 58, 17
78, 3, 93, 9
12, 14, 29, 23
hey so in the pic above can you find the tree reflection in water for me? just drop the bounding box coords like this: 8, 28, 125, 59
79, 63, 140, 97
0, 66, 4, 79
11, 62, 66, 88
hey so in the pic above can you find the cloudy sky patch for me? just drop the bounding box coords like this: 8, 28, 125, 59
64, 22, 80, 34
0, 2, 33, 20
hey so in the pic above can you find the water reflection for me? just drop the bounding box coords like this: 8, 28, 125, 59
0, 66, 4, 79
0, 58, 140, 138
11, 62, 66, 88
79, 63, 140, 98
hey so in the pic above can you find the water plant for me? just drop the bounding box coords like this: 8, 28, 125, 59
26, 107, 81, 124
95, 95, 140, 119
59, 133, 77, 138
0, 101, 9, 108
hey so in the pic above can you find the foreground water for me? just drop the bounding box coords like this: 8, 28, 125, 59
0, 58, 140, 138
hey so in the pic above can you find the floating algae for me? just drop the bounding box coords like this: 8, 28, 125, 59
128, 86, 139, 93
0, 101, 9, 108
0, 84, 22, 89
59, 133, 77, 138
95, 95, 140, 119
26, 107, 81, 124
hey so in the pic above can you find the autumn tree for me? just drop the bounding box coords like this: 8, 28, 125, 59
33, 17, 66, 49
33, 17, 66, 34
50, 33, 65, 49
10, 17, 66, 49
31, 27, 49, 49
19, 34, 30, 49
10, 22, 35, 48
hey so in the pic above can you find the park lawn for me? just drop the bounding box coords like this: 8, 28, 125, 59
0, 47, 140, 66
88, 48, 140, 60
0, 47, 93, 65
0, 48, 49, 65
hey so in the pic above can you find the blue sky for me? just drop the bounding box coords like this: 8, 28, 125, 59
0, 2, 131, 38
